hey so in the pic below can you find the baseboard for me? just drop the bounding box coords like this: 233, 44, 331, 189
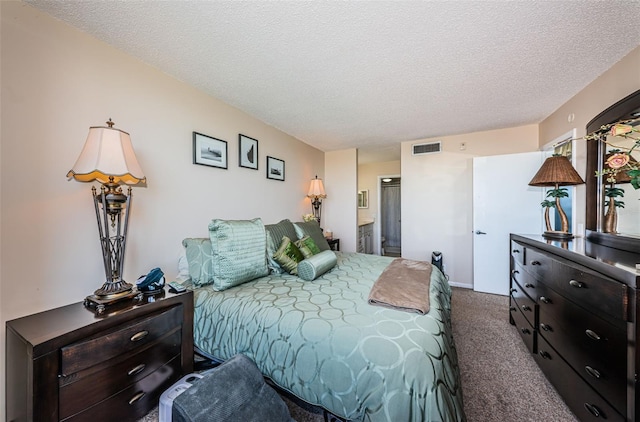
448, 281, 473, 289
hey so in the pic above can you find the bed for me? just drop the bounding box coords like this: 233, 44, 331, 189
180, 218, 465, 422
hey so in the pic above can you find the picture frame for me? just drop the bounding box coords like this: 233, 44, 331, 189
358, 190, 369, 208
266, 156, 285, 181
238, 134, 259, 170
193, 132, 227, 169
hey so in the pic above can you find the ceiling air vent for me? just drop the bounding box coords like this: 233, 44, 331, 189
412, 141, 441, 156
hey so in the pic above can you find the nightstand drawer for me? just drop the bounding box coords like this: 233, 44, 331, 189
509, 300, 536, 353
536, 335, 625, 422
61, 305, 182, 375
62, 356, 182, 422
551, 259, 628, 322
59, 328, 181, 419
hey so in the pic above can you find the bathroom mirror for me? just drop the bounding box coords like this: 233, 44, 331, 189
585, 89, 640, 252
358, 190, 369, 208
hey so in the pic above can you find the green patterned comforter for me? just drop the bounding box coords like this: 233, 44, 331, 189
193, 252, 465, 421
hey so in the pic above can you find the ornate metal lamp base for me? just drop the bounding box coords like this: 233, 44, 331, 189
84, 288, 143, 315
542, 230, 574, 240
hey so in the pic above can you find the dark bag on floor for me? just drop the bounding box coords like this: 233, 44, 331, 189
172, 354, 293, 422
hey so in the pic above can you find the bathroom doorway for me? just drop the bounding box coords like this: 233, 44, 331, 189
380, 176, 401, 257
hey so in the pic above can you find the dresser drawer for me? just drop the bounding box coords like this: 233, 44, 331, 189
509, 299, 536, 353
511, 241, 525, 266
510, 284, 536, 327
538, 299, 626, 413
61, 355, 182, 422
551, 259, 628, 322
536, 335, 625, 422
511, 260, 538, 302
59, 328, 181, 419
522, 247, 553, 281
61, 305, 182, 375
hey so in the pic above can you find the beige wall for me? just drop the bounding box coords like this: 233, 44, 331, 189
358, 160, 401, 254
401, 124, 540, 287
0, 2, 324, 415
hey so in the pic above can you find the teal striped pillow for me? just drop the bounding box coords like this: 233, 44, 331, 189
208, 218, 269, 291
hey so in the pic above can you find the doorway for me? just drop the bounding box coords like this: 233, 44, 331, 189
380, 177, 401, 257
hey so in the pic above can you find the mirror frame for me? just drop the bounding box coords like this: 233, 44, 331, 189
585, 89, 640, 253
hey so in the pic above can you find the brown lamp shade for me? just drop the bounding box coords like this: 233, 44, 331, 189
529, 155, 584, 187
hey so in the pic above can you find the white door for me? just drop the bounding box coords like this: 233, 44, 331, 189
473, 152, 546, 295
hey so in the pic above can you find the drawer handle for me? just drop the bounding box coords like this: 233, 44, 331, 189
509, 306, 517, 312
539, 350, 551, 360
510, 288, 517, 294
128, 391, 145, 405
130, 330, 149, 342
512, 249, 520, 254
128, 363, 146, 376
584, 403, 602, 418
585, 329, 601, 341
524, 283, 534, 289
521, 305, 532, 312
531, 260, 541, 266
511, 270, 520, 275
521, 327, 531, 335
539, 296, 551, 304
539, 323, 552, 332
585, 366, 601, 379
569, 279, 585, 288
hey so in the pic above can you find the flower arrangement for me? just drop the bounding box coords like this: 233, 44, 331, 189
594, 123, 640, 189
302, 213, 316, 222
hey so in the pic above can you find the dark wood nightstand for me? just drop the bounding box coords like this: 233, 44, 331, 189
327, 238, 340, 251
6, 288, 194, 422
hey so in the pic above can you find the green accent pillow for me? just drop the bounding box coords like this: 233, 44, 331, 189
293, 221, 331, 251
208, 218, 269, 291
264, 219, 299, 274
297, 250, 338, 281
295, 235, 321, 259
182, 238, 214, 286
273, 236, 304, 275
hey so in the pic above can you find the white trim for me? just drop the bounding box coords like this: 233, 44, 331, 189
449, 281, 473, 289
376, 174, 401, 256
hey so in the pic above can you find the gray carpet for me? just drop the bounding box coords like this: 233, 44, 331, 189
138, 287, 577, 421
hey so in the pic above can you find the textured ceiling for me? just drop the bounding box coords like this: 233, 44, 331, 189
26, 1, 640, 163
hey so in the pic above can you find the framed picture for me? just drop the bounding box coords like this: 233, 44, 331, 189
238, 134, 258, 170
358, 190, 369, 208
193, 132, 227, 169
266, 156, 285, 181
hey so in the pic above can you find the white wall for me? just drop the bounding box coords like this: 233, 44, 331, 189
324, 149, 358, 252
0, 3, 323, 417
401, 125, 539, 287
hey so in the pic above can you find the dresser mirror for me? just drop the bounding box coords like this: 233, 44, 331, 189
585, 89, 640, 252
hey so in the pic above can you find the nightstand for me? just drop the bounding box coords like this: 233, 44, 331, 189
327, 238, 340, 251
6, 288, 194, 422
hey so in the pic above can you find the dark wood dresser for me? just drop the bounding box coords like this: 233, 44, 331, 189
6, 288, 194, 422
510, 234, 639, 421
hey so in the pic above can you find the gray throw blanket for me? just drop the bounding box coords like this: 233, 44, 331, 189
172, 354, 294, 422
368, 258, 432, 314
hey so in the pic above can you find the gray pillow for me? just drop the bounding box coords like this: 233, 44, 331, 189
293, 221, 331, 251
181, 238, 214, 286
264, 219, 299, 273
297, 250, 337, 281
208, 218, 269, 291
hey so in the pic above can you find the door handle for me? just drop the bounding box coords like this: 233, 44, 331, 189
475, 231, 487, 235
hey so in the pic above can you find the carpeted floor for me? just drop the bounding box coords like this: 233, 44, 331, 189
139, 287, 577, 421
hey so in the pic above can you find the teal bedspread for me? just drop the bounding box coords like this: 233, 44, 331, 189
193, 252, 465, 421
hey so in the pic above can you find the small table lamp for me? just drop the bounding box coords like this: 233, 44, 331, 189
307, 175, 327, 225
67, 119, 146, 314
529, 155, 584, 239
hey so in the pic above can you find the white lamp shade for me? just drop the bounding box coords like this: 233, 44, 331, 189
307, 178, 327, 198
67, 125, 146, 185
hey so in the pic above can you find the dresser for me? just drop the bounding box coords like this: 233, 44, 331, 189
6, 288, 194, 422
509, 234, 639, 421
